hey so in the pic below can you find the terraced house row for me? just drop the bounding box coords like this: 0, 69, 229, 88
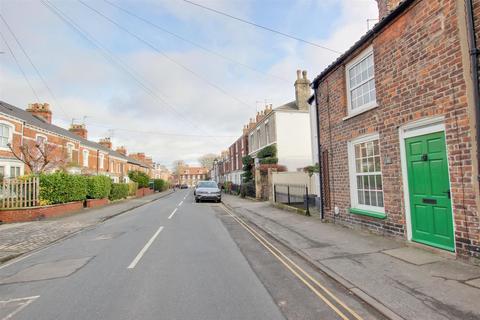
0, 101, 153, 181
310, 0, 480, 260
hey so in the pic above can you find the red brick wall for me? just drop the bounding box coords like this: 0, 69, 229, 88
0, 201, 84, 223
315, 0, 479, 259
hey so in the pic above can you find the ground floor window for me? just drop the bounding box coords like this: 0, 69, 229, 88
0, 160, 24, 178
348, 134, 384, 212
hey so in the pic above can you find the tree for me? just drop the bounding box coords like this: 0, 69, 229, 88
198, 153, 218, 169
172, 160, 186, 175
241, 155, 254, 183
8, 140, 66, 174
128, 170, 150, 188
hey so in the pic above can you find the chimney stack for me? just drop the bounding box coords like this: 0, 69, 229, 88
99, 137, 112, 149
69, 124, 88, 139
375, 0, 402, 20
26, 103, 52, 124
294, 70, 311, 111
116, 146, 127, 155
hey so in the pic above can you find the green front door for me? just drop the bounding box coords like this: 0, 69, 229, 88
405, 131, 454, 251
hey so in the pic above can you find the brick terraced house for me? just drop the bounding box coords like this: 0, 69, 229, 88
0, 101, 152, 181
311, 0, 480, 260
178, 166, 209, 187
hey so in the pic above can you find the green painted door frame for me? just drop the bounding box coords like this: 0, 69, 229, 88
405, 131, 455, 251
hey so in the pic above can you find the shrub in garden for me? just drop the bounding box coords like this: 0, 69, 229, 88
86, 175, 112, 199
128, 182, 138, 196
128, 170, 150, 188
39, 172, 87, 204
153, 179, 168, 192
109, 183, 129, 201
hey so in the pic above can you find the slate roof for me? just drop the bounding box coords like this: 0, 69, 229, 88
0, 101, 149, 168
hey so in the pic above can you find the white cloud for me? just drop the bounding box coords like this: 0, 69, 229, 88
0, 0, 378, 168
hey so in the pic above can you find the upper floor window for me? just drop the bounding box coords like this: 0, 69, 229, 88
265, 121, 270, 145
83, 150, 89, 167
99, 154, 104, 169
66, 143, 74, 161
346, 46, 376, 115
0, 123, 12, 148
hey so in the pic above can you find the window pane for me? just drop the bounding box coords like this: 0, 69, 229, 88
364, 191, 371, 205
376, 175, 382, 190
0, 166, 4, 175
377, 192, 384, 207
357, 176, 362, 189
358, 190, 364, 204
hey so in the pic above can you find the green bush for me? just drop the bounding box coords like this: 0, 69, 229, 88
259, 157, 278, 164
109, 183, 129, 201
86, 175, 112, 199
128, 170, 150, 188
153, 179, 169, 192
241, 155, 254, 183
39, 172, 88, 205
128, 182, 138, 196
257, 144, 276, 159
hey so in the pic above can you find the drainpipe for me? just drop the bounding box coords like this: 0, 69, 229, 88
465, 0, 480, 185
314, 90, 325, 220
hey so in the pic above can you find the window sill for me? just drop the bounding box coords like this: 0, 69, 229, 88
343, 104, 378, 121
349, 207, 386, 219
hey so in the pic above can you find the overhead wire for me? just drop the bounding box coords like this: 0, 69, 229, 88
0, 30, 40, 102
0, 13, 70, 119
182, 0, 342, 54
78, 0, 257, 112
102, 0, 290, 84
41, 0, 214, 139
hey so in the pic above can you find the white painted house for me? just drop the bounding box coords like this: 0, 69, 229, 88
247, 70, 312, 172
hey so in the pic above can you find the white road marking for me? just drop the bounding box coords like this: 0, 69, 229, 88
1, 295, 40, 320
168, 208, 178, 220
127, 226, 164, 269
179, 200, 184, 206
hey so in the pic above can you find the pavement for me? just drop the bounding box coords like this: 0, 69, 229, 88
0, 188, 389, 319
222, 194, 480, 320
0, 190, 174, 265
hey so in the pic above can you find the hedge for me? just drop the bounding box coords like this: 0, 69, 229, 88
257, 144, 276, 159
128, 171, 150, 188
128, 182, 138, 196
109, 183, 129, 201
259, 157, 278, 164
153, 179, 168, 192
86, 175, 112, 199
39, 172, 88, 205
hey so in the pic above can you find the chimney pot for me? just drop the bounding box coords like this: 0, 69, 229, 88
26, 103, 52, 124
69, 123, 88, 139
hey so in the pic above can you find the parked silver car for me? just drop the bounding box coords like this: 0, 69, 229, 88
194, 181, 221, 203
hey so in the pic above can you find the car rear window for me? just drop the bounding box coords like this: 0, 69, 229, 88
197, 181, 217, 188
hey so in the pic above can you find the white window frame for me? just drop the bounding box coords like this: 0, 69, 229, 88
347, 133, 385, 213
0, 159, 24, 178
66, 143, 74, 162
35, 134, 48, 144
83, 149, 89, 167
99, 153, 105, 169
265, 120, 270, 145
256, 127, 261, 150
0, 121, 14, 151
345, 46, 377, 117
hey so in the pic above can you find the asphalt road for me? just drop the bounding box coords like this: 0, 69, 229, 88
0, 189, 384, 320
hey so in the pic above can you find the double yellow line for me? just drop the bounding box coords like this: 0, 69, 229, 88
221, 205, 364, 320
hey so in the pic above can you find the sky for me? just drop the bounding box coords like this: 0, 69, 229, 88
0, 0, 378, 168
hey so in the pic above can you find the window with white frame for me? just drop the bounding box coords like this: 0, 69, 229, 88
83, 150, 89, 167
36, 134, 47, 145
346, 47, 376, 114
348, 134, 384, 212
66, 143, 74, 162
0, 123, 12, 148
99, 154, 104, 169
10, 166, 20, 178
265, 121, 270, 145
